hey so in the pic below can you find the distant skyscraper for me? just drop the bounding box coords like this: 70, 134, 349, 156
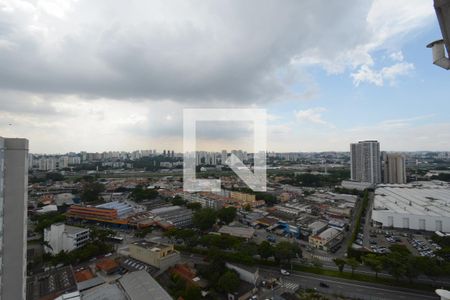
350, 140, 381, 184
383, 153, 407, 184
221, 150, 227, 165
0, 137, 28, 300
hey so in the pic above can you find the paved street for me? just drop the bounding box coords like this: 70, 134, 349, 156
258, 266, 439, 300
180, 253, 439, 300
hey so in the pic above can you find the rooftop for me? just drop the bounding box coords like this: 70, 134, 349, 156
96, 258, 120, 272
218, 225, 255, 239
317, 227, 341, 241
131, 240, 172, 251
374, 181, 450, 217
119, 270, 172, 300
82, 283, 126, 300
64, 224, 89, 235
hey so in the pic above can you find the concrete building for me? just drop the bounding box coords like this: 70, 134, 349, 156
372, 182, 450, 232
119, 270, 172, 300
308, 221, 328, 236
218, 225, 255, 239
129, 240, 180, 271
26, 266, 78, 300
308, 227, 344, 251
341, 180, 374, 191
44, 223, 90, 254
350, 140, 381, 184
0, 137, 28, 300
183, 193, 224, 210
150, 205, 193, 228
226, 263, 260, 286
383, 153, 407, 184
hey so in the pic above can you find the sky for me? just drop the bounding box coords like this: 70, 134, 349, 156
0, 0, 449, 153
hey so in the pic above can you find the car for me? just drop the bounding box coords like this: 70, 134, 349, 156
280, 269, 290, 276
319, 282, 329, 288
267, 235, 276, 243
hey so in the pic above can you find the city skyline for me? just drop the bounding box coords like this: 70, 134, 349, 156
1, 1, 450, 153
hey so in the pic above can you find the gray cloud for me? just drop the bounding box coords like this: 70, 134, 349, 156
0, 0, 377, 103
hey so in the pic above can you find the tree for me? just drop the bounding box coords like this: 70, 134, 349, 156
193, 208, 217, 231
171, 195, 186, 206
217, 207, 237, 224
129, 185, 158, 202
258, 241, 274, 260
362, 254, 383, 278
405, 256, 420, 283
333, 258, 346, 273
81, 182, 105, 202
274, 241, 301, 264
217, 270, 240, 294
186, 202, 202, 210
346, 257, 360, 276
184, 286, 202, 300
382, 251, 407, 281
90, 227, 114, 241
415, 257, 443, 284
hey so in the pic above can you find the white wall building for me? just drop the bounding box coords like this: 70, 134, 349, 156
372, 182, 450, 232
383, 153, 407, 184
350, 140, 381, 184
44, 223, 90, 254
0, 137, 28, 300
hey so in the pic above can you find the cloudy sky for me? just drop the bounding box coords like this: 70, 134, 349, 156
0, 0, 449, 153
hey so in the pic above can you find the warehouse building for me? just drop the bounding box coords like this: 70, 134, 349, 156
150, 205, 193, 228
372, 182, 450, 232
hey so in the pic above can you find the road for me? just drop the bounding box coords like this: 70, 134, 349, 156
180, 253, 439, 300
258, 266, 439, 300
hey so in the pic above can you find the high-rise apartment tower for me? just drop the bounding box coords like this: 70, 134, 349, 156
350, 140, 381, 184
0, 137, 29, 300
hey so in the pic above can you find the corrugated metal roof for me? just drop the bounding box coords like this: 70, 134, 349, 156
119, 270, 172, 300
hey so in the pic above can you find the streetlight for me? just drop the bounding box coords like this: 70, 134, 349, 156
428, 0, 450, 70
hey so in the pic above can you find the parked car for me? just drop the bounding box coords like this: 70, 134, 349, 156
319, 282, 329, 288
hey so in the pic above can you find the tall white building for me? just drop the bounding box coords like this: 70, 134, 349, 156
0, 137, 28, 300
383, 153, 407, 184
350, 140, 381, 184
44, 223, 90, 255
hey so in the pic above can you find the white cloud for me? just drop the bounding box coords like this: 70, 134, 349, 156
351, 62, 414, 86
389, 51, 404, 62
294, 107, 330, 126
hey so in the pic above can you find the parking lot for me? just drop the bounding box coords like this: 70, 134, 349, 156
362, 226, 441, 257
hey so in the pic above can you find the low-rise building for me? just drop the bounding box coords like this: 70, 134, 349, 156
150, 205, 193, 228
183, 193, 224, 210
129, 240, 180, 271
119, 270, 172, 300
96, 258, 120, 275
44, 223, 90, 254
341, 180, 374, 191
307, 221, 328, 236
308, 227, 344, 251
26, 266, 78, 300
218, 226, 255, 239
